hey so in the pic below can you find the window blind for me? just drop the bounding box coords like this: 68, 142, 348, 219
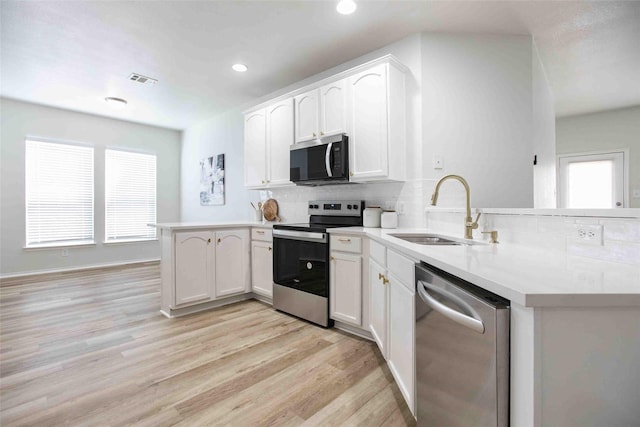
105, 149, 157, 241
25, 140, 95, 246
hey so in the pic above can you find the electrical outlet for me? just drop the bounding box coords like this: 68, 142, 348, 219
61, 248, 69, 257
573, 224, 603, 246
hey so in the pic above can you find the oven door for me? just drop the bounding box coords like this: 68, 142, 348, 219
272, 229, 329, 297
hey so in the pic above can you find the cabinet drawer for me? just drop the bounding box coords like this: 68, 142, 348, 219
330, 235, 362, 254
387, 249, 415, 290
251, 228, 272, 242
369, 239, 386, 265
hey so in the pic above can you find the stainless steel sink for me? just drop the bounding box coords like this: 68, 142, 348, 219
388, 233, 474, 246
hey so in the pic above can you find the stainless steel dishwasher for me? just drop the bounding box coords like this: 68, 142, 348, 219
415, 262, 510, 427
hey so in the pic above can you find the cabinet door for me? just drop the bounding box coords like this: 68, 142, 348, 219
251, 240, 273, 298
294, 89, 319, 143
244, 110, 267, 187
319, 80, 346, 137
266, 99, 293, 186
388, 272, 415, 415
369, 259, 388, 359
348, 64, 389, 181
215, 229, 250, 297
329, 251, 362, 326
174, 231, 214, 306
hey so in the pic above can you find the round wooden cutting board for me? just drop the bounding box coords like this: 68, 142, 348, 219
262, 199, 280, 222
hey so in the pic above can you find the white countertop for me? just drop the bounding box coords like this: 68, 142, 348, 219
329, 227, 640, 308
151, 221, 274, 230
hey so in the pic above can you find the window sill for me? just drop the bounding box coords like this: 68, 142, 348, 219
24, 241, 96, 251
103, 238, 159, 245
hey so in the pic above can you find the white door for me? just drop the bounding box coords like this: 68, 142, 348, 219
320, 80, 346, 137
558, 151, 626, 208
215, 229, 250, 297
369, 259, 388, 359
329, 251, 362, 326
251, 240, 273, 298
388, 272, 415, 414
348, 64, 389, 181
294, 89, 319, 143
266, 98, 294, 186
244, 110, 267, 187
174, 231, 214, 305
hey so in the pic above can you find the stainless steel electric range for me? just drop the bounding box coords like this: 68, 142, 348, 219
272, 200, 364, 327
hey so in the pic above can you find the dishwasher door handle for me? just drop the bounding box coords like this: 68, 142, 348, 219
417, 280, 485, 334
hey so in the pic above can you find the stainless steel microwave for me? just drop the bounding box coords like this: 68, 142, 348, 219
290, 134, 349, 186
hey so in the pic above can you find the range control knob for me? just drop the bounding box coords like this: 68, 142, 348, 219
347, 205, 352, 210
313, 204, 319, 209
309, 204, 314, 209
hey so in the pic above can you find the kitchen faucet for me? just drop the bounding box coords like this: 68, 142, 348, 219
430, 174, 481, 239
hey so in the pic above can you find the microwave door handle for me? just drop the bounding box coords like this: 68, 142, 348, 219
325, 142, 333, 177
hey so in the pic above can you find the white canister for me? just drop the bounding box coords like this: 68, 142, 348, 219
363, 206, 382, 228
381, 211, 398, 229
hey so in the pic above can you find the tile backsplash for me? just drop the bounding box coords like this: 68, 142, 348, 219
427, 209, 640, 265
251, 181, 640, 266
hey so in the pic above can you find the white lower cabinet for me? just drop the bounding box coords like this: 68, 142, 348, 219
368, 241, 416, 416
174, 231, 215, 305
330, 251, 362, 325
161, 228, 250, 316
369, 258, 388, 359
387, 270, 415, 414
251, 228, 273, 298
215, 229, 250, 297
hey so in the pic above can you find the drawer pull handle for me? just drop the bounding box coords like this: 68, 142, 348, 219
207, 238, 211, 244
378, 273, 389, 284
268, 246, 272, 251
217, 238, 221, 244
338, 238, 351, 243
330, 256, 334, 261
256, 230, 265, 234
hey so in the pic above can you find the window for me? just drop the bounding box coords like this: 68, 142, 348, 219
105, 149, 157, 242
25, 139, 94, 247
557, 151, 625, 208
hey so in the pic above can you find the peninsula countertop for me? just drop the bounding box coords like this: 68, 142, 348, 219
329, 227, 640, 308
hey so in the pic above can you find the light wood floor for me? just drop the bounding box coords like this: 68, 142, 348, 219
0, 263, 415, 426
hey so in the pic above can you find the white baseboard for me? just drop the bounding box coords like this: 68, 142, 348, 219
334, 320, 374, 341
0, 258, 160, 280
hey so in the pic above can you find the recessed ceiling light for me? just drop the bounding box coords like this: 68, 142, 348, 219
336, 0, 357, 15
104, 97, 128, 109
232, 63, 248, 73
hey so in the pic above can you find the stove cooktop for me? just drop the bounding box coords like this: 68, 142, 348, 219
273, 222, 357, 233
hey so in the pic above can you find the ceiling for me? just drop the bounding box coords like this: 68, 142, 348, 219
1, 1, 639, 130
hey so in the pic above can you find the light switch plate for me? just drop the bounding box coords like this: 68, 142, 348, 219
433, 156, 444, 169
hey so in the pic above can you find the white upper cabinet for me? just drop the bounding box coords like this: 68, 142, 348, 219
294, 89, 319, 143
348, 62, 406, 182
319, 80, 347, 138
245, 55, 406, 184
266, 99, 294, 186
244, 98, 293, 188
294, 80, 347, 144
244, 110, 267, 187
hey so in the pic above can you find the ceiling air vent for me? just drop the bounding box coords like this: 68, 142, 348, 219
129, 73, 158, 86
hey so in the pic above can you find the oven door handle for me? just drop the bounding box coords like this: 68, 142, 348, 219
325, 142, 333, 177
273, 229, 327, 243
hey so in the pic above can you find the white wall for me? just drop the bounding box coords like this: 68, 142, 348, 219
532, 42, 557, 208
556, 106, 640, 208
0, 98, 181, 276
181, 31, 548, 228
180, 107, 252, 221
421, 33, 534, 209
